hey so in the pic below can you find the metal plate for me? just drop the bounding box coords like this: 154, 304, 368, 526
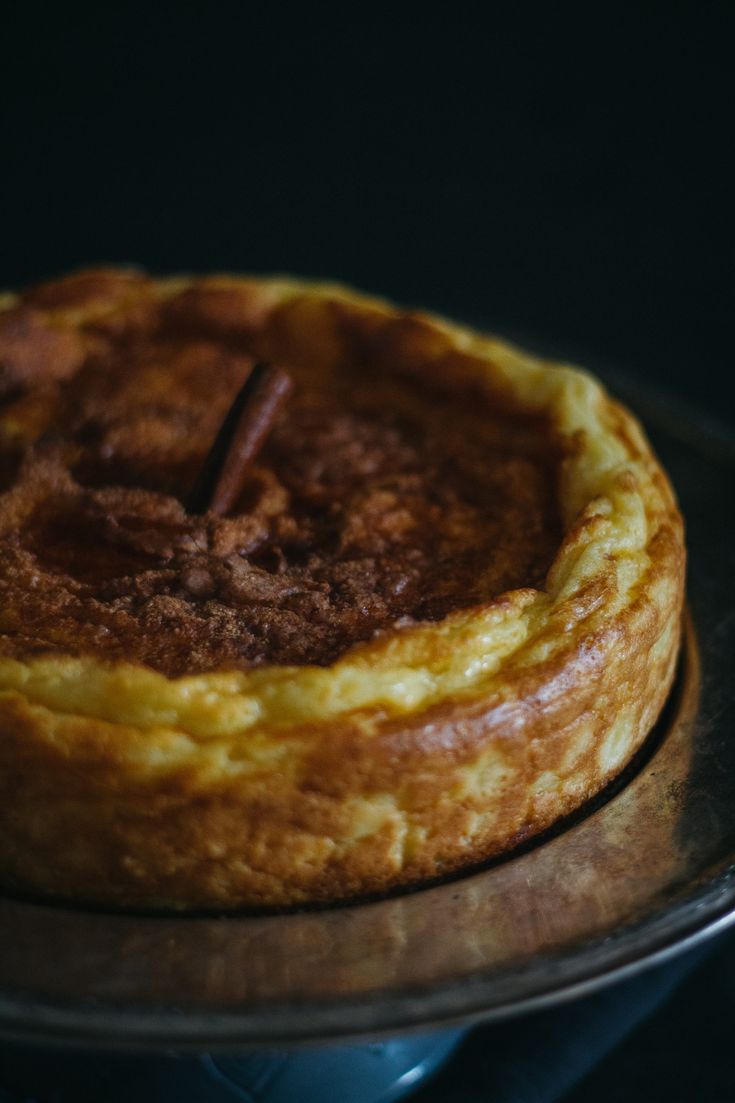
0, 371, 733, 1050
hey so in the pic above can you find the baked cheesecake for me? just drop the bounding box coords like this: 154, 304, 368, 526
0, 269, 685, 909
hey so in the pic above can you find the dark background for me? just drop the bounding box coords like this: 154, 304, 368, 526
1, 5, 734, 1100
2, 4, 733, 419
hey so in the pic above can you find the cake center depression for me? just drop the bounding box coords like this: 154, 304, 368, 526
0, 275, 562, 675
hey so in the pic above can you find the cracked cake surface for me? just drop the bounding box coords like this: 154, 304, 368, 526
0, 286, 561, 674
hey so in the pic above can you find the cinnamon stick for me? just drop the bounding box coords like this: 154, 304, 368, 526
187, 362, 293, 516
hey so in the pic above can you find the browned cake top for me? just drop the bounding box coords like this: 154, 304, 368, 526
0, 271, 562, 676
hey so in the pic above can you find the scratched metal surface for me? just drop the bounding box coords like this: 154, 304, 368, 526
0, 375, 732, 1049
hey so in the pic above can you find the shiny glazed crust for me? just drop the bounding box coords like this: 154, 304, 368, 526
0, 271, 685, 910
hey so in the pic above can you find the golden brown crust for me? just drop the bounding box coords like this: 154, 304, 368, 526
0, 270, 685, 910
